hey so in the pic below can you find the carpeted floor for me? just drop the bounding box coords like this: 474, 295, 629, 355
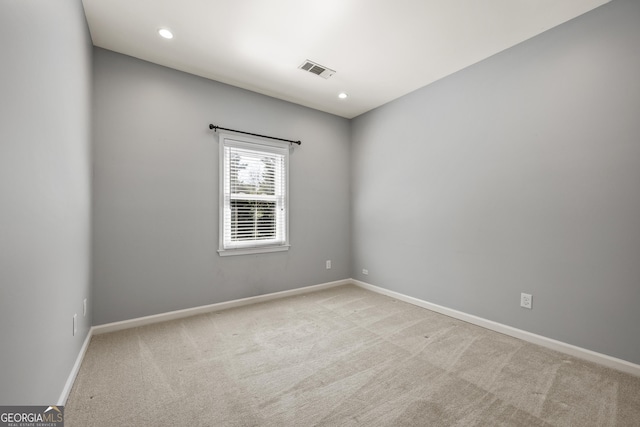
65, 285, 640, 426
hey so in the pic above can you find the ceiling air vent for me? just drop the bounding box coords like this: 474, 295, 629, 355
299, 60, 335, 79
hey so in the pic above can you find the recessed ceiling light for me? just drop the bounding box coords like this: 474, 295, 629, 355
158, 28, 174, 39
338, 92, 348, 99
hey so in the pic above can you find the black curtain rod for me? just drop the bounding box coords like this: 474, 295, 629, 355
209, 124, 301, 146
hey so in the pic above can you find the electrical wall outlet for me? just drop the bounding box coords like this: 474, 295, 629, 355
520, 293, 532, 309
83, 298, 87, 316
326, 260, 331, 269
73, 314, 77, 336
362, 269, 369, 275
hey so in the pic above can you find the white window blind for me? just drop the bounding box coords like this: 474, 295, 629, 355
219, 133, 289, 255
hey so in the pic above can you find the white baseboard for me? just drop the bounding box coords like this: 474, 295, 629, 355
58, 326, 93, 406
352, 279, 640, 378
93, 279, 351, 335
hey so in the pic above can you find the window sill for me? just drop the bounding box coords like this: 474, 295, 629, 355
218, 245, 290, 257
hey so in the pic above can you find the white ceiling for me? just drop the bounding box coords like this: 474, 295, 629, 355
82, 0, 609, 119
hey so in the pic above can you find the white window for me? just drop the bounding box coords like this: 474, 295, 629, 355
219, 132, 289, 256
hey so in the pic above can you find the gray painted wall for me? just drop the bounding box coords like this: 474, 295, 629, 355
351, 0, 640, 365
92, 48, 351, 325
0, 0, 92, 404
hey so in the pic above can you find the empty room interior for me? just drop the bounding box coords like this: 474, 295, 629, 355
2, 0, 640, 425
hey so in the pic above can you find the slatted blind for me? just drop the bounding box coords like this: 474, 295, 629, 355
220, 136, 288, 252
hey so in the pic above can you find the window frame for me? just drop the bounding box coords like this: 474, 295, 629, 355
218, 132, 290, 256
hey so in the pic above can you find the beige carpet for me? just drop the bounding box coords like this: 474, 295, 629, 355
65, 285, 640, 426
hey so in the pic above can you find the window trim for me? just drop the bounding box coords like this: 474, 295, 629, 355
218, 132, 290, 257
